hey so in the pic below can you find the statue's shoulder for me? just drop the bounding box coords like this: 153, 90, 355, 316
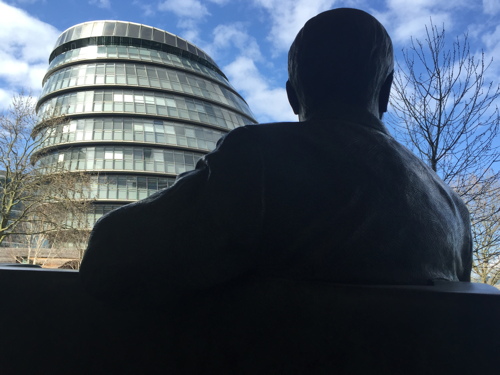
241, 121, 302, 133
220, 121, 303, 145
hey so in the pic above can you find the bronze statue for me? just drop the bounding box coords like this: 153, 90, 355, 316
80, 8, 472, 302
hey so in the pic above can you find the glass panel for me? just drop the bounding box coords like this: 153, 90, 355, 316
176, 37, 187, 50
114, 22, 127, 36
90, 21, 105, 37
72, 25, 83, 40
81, 23, 93, 38
153, 29, 164, 43
187, 43, 197, 54
140, 26, 152, 40
103, 22, 115, 36
127, 23, 140, 38
64, 28, 74, 43
164, 33, 176, 46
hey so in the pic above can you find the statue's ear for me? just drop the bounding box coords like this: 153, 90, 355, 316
378, 71, 393, 118
286, 80, 300, 115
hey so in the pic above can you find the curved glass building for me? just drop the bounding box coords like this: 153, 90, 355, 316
35, 21, 257, 225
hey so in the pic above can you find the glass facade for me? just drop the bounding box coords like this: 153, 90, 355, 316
37, 117, 224, 151
46, 48, 233, 92
38, 145, 203, 175
35, 20, 257, 227
37, 89, 251, 129
40, 62, 252, 116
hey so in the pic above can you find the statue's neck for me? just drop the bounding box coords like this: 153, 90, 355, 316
300, 103, 381, 122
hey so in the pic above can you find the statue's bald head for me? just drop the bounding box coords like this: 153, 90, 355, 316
287, 8, 394, 120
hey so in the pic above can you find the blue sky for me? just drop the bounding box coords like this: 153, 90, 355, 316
0, 0, 499, 123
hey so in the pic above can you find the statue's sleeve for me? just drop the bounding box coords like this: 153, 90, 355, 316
80, 126, 265, 304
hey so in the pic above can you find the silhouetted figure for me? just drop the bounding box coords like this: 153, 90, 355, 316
80, 8, 472, 302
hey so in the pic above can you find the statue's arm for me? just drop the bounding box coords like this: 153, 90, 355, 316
80, 126, 265, 303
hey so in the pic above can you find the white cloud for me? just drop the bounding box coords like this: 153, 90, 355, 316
157, 0, 213, 46
89, 0, 111, 9
133, 1, 154, 17
206, 23, 262, 61
177, 21, 201, 44
252, 0, 337, 55
392, 14, 452, 44
208, 0, 230, 4
482, 25, 500, 49
481, 25, 500, 80
224, 56, 296, 123
375, 0, 472, 45
0, 88, 13, 111
0, 1, 60, 110
483, 0, 500, 15
158, 0, 209, 19
9, 0, 40, 3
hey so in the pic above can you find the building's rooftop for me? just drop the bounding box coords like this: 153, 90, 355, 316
51, 20, 217, 68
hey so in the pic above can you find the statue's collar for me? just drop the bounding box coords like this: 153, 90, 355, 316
303, 107, 390, 135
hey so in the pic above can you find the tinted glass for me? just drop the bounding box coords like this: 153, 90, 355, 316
153, 29, 164, 43
90, 22, 105, 37
114, 22, 127, 36
164, 33, 176, 46
103, 22, 115, 36
128, 23, 140, 38
140, 26, 152, 40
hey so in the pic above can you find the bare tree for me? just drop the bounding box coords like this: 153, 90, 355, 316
388, 22, 500, 285
467, 178, 500, 285
0, 93, 93, 267
19, 173, 93, 268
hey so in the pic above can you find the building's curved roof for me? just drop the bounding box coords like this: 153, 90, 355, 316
52, 20, 217, 67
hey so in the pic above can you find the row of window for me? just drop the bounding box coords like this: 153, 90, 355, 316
37, 117, 224, 151
38, 89, 253, 130
54, 22, 212, 65
85, 204, 123, 227
41, 62, 252, 116
59, 174, 176, 202
45, 204, 123, 230
47, 45, 229, 87
88, 174, 177, 201
37, 146, 204, 175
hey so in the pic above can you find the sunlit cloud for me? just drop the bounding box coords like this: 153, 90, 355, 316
157, 0, 215, 47
208, 0, 230, 5
205, 23, 262, 62
224, 56, 296, 123
252, 0, 336, 55
0, 1, 60, 110
0, 89, 13, 111
372, 0, 475, 45
158, 0, 209, 20
483, 0, 500, 15
89, 0, 111, 9
481, 25, 500, 80
133, 1, 154, 17
8, 0, 40, 3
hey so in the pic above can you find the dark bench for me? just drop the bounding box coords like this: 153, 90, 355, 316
0, 265, 499, 374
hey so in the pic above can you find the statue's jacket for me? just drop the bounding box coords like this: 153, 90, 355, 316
80, 109, 472, 300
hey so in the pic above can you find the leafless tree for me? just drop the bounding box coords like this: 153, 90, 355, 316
20, 173, 93, 268
467, 178, 500, 285
0, 93, 93, 267
388, 22, 500, 285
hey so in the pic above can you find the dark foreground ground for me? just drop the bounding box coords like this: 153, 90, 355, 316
0, 265, 499, 374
